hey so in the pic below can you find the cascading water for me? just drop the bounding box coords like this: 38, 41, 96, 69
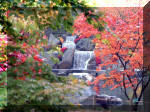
73, 50, 94, 70
71, 50, 95, 104
62, 36, 76, 49
61, 35, 96, 104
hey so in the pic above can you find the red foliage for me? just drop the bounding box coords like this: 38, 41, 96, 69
17, 76, 26, 81
33, 55, 43, 62
73, 13, 99, 39
5, 10, 10, 18
60, 47, 67, 53
95, 56, 101, 65
0, 63, 7, 72
57, 47, 68, 60
74, 37, 81, 43
57, 55, 62, 60
73, 8, 144, 96
8, 51, 27, 65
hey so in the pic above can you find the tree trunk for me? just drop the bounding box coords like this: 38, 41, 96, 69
143, 83, 150, 112
132, 102, 139, 112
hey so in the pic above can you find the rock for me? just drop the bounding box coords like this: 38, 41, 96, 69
57, 69, 68, 76
58, 61, 72, 69
71, 73, 94, 82
88, 57, 97, 70
58, 48, 75, 69
81, 94, 123, 109
95, 94, 123, 109
44, 33, 60, 51
45, 27, 53, 37
76, 38, 95, 51
52, 64, 59, 69
48, 33, 60, 46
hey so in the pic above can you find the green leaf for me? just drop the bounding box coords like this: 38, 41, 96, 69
96, 34, 101, 39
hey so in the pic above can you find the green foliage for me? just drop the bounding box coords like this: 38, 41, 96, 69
1, 0, 103, 36
0, 88, 7, 109
0, 72, 7, 88
50, 56, 60, 64
6, 76, 85, 111
95, 34, 101, 40
7, 57, 56, 80
102, 39, 110, 45
0, 73, 7, 109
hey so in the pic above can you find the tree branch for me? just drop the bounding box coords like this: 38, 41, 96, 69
138, 76, 150, 102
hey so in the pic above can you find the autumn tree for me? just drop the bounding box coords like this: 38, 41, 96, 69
73, 7, 150, 111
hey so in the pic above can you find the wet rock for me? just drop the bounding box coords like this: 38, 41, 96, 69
95, 94, 123, 109
58, 48, 75, 69
44, 33, 60, 51
76, 38, 95, 51
80, 94, 123, 109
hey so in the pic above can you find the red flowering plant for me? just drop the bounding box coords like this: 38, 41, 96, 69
4, 11, 57, 82
57, 47, 68, 60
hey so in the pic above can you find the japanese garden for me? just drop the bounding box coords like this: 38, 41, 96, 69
0, 0, 150, 112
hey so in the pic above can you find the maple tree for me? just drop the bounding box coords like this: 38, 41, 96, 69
73, 7, 150, 111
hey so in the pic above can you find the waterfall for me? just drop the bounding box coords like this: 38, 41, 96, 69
62, 35, 94, 70
65, 35, 76, 42
62, 36, 76, 49
61, 36, 96, 104
72, 50, 94, 84
73, 50, 94, 70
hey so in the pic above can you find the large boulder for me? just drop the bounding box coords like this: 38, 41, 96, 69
44, 33, 60, 51
58, 48, 75, 69
76, 38, 95, 51
48, 33, 60, 46
95, 94, 123, 109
